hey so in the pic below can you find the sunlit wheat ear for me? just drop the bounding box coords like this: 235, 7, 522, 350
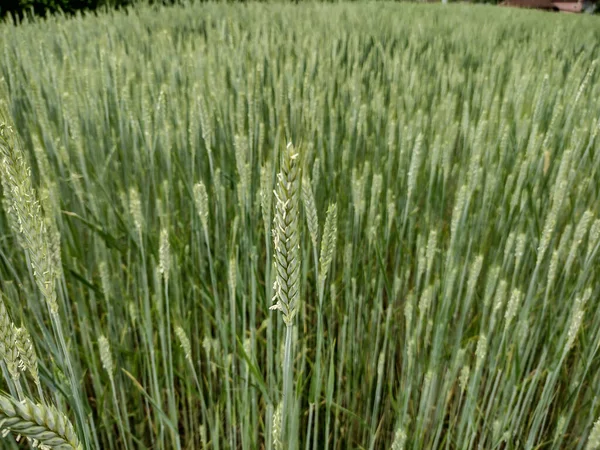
270, 142, 301, 326
301, 176, 319, 249
0, 122, 59, 314
0, 394, 81, 449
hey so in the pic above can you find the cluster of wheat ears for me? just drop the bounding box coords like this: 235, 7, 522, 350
1, 2, 600, 449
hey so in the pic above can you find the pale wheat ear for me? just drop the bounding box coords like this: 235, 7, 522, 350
0, 394, 81, 450
270, 141, 301, 326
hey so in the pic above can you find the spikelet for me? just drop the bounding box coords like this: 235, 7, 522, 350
391, 426, 407, 450
228, 253, 237, 301
0, 297, 20, 381
318, 203, 337, 294
475, 335, 487, 371
537, 150, 572, 264
466, 255, 484, 299
450, 185, 467, 247
301, 176, 319, 249
270, 143, 302, 326
587, 416, 600, 450
367, 173, 383, 231
504, 289, 523, 333
491, 280, 508, 327
98, 335, 114, 376
14, 327, 40, 386
128, 188, 144, 236
514, 234, 526, 269
260, 162, 273, 234
199, 100, 212, 150
483, 266, 500, 312
312, 158, 321, 189
272, 401, 283, 450
194, 182, 210, 232
159, 228, 171, 281
0, 394, 81, 449
175, 326, 192, 363
406, 134, 423, 208
234, 134, 250, 211
99, 261, 111, 299
565, 288, 591, 353
425, 230, 438, 277
587, 219, 600, 259
566, 210, 594, 268
459, 365, 470, 393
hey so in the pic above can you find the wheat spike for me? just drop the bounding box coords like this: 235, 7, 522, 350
0, 122, 59, 314
193, 181, 209, 232
260, 162, 273, 235
272, 401, 283, 450
159, 227, 171, 281
0, 296, 20, 382
14, 327, 40, 386
175, 326, 192, 363
98, 335, 114, 376
302, 176, 319, 249
318, 203, 337, 294
0, 394, 81, 449
270, 142, 301, 326
128, 188, 144, 236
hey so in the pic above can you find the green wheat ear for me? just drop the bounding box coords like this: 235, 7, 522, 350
0, 122, 59, 315
270, 142, 301, 326
0, 394, 82, 450
0, 296, 20, 382
318, 203, 337, 295
302, 175, 319, 250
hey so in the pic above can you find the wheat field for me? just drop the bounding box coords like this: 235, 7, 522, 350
1, 2, 600, 449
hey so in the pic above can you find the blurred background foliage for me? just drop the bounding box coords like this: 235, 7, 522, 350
0, 0, 181, 20
2, 0, 598, 21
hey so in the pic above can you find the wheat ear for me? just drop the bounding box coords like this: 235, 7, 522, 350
0, 297, 20, 384
0, 123, 59, 314
270, 142, 301, 326
0, 394, 81, 449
